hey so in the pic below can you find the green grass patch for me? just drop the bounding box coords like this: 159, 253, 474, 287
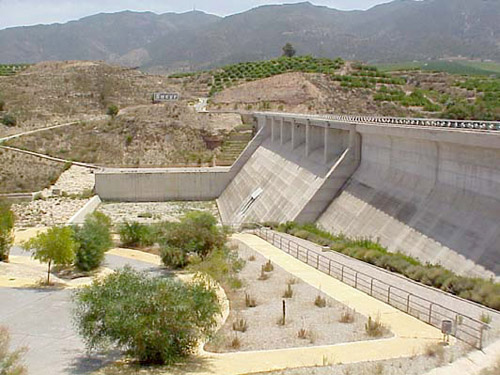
375, 60, 500, 77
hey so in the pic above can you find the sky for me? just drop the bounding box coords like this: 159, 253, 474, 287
0, 0, 395, 30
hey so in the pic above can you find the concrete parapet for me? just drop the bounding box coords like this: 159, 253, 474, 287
68, 195, 102, 225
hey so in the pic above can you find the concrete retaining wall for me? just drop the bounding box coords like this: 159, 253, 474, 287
317, 125, 500, 278
95, 121, 269, 202
68, 196, 102, 225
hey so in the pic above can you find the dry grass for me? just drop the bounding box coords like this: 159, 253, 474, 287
232, 318, 248, 333
0, 149, 67, 193
314, 295, 327, 308
339, 308, 356, 323
283, 284, 294, 298
365, 315, 387, 337
245, 292, 257, 308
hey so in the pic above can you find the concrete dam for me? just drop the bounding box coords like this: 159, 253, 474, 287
96, 113, 500, 279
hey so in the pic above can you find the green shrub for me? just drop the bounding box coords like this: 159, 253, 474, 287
106, 104, 119, 118
1, 114, 16, 127
0, 200, 15, 262
73, 267, 220, 365
73, 212, 113, 272
118, 221, 154, 248
161, 245, 189, 269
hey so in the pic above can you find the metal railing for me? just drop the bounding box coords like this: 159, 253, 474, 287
255, 111, 500, 132
255, 226, 487, 349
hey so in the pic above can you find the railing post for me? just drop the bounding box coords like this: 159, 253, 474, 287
328, 260, 331, 275
355, 272, 358, 288
341, 266, 344, 282
306, 250, 309, 264
387, 286, 391, 304
280, 236, 282, 249
370, 279, 374, 296
479, 326, 484, 350
429, 303, 433, 324
406, 294, 411, 313
316, 255, 320, 269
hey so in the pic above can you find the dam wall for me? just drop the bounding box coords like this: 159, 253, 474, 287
217, 115, 360, 224
317, 124, 500, 278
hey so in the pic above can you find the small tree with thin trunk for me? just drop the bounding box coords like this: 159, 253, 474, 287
282, 43, 296, 58
23, 226, 76, 284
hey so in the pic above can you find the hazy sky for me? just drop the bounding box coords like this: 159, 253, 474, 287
0, 0, 396, 30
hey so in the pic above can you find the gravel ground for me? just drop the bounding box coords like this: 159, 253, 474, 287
205, 245, 392, 353
12, 165, 95, 227
251, 342, 472, 375
99, 201, 220, 224
261, 230, 500, 346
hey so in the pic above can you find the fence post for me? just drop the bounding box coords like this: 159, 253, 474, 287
387, 286, 391, 304
341, 266, 344, 282
355, 272, 358, 288
479, 325, 484, 350
328, 260, 331, 275
406, 294, 411, 313
370, 279, 374, 296
306, 250, 309, 264
429, 303, 433, 324
316, 255, 320, 269
280, 236, 282, 249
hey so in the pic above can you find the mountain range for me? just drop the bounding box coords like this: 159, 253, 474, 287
0, 0, 499, 71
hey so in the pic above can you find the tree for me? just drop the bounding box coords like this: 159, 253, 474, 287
106, 104, 119, 118
0, 326, 27, 375
160, 211, 228, 268
23, 226, 76, 284
73, 212, 113, 272
73, 267, 220, 365
282, 43, 296, 58
0, 200, 14, 262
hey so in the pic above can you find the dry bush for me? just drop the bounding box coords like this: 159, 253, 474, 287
314, 295, 327, 308
245, 292, 257, 308
373, 363, 385, 375
229, 335, 241, 349
283, 284, 293, 298
262, 259, 274, 272
297, 328, 309, 340
0, 326, 27, 375
425, 342, 445, 364
248, 255, 256, 261
287, 277, 299, 285
232, 318, 248, 333
257, 266, 270, 281
339, 308, 355, 323
365, 315, 386, 337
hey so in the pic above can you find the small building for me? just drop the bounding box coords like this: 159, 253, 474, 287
152, 92, 179, 103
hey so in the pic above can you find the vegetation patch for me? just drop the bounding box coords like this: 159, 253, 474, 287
209, 56, 344, 96
267, 222, 500, 311
73, 267, 220, 365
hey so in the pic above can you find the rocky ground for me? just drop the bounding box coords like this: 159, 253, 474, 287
206, 245, 392, 353
11, 166, 95, 227
99, 201, 220, 224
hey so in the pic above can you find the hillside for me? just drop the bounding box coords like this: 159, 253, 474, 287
0, 0, 499, 70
